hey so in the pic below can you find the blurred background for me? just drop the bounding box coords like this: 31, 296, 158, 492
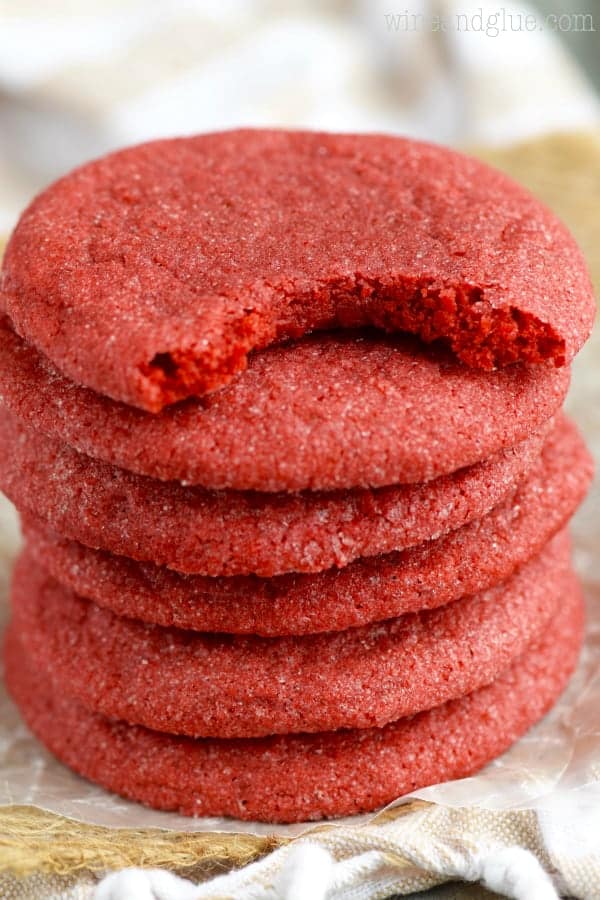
0, 0, 598, 233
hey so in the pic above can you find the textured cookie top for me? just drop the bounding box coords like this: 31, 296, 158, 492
0, 407, 545, 576
0, 318, 569, 491
0, 130, 594, 411
10, 531, 569, 739
5, 580, 583, 821
23, 416, 592, 635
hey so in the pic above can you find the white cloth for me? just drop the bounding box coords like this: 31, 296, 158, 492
95, 798, 600, 899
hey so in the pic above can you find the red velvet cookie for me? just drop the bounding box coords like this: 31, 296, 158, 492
0, 131, 593, 412
0, 318, 570, 492
24, 417, 592, 635
11, 531, 570, 739
5, 580, 584, 822
0, 408, 545, 576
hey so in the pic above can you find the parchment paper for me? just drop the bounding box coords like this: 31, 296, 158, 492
0, 320, 597, 839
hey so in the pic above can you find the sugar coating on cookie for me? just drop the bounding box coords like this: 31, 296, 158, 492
0, 407, 547, 576
0, 318, 570, 491
4, 581, 584, 821
11, 531, 570, 738
24, 416, 591, 635
1, 131, 594, 411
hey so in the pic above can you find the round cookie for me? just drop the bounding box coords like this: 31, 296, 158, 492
11, 532, 570, 739
0, 317, 570, 492
1, 131, 593, 411
0, 408, 546, 576
24, 417, 592, 635
5, 583, 584, 822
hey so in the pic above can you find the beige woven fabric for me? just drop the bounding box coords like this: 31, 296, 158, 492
92, 802, 599, 898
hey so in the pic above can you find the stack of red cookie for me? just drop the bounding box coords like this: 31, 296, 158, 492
0, 131, 595, 823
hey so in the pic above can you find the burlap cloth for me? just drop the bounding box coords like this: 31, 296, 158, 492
0, 130, 599, 898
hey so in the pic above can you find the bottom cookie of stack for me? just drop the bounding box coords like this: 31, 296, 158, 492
5, 557, 584, 823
